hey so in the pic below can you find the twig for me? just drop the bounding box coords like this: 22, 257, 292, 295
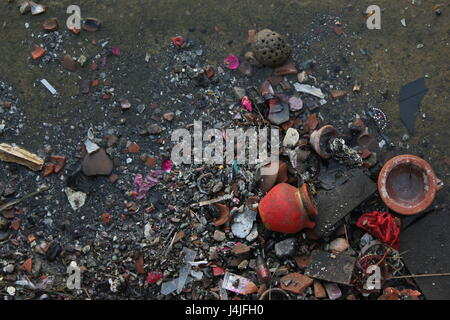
164, 229, 177, 257
0, 186, 49, 212
344, 224, 349, 244
196, 193, 233, 207
389, 272, 450, 280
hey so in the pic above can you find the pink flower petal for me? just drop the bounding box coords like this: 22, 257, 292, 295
133, 170, 163, 199
241, 96, 253, 112
171, 36, 184, 47
224, 54, 239, 70
161, 159, 173, 173
146, 271, 163, 284
111, 46, 121, 56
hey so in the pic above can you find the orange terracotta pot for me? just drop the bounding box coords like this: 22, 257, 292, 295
378, 155, 443, 215
258, 183, 318, 233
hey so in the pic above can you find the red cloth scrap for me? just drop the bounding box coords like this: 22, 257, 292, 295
356, 211, 401, 250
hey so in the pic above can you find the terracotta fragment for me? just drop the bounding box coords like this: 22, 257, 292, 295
62, 55, 77, 72
280, 273, 313, 294
314, 280, 327, 298
50, 155, 65, 173
213, 203, 231, 227
20, 258, 33, 273
331, 90, 348, 99
42, 18, 59, 31
31, 47, 46, 60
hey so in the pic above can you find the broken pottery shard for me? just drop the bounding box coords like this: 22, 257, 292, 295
288, 96, 303, 111
268, 100, 290, 125
305, 250, 356, 285
0, 143, 44, 171
280, 272, 313, 294
82, 18, 101, 32
62, 55, 77, 72
42, 18, 59, 31
399, 78, 428, 134
82, 148, 113, 176
294, 83, 325, 99
313, 169, 376, 238
19, 1, 31, 14
65, 187, 86, 210
222, 272, 258, 295
79, 79, 90, 94
400, 208, 450, 300
84, 139, 100, 154
231, 209, 257, 238
29, 1, 46, 15
324, 282, 342, 300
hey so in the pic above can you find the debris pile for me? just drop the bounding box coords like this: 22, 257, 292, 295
0, 2, 447, 301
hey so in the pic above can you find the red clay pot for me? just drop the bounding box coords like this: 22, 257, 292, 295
378, 155, 443, 215
259, 183, 318, 233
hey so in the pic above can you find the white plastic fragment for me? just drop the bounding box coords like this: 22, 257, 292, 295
176, 247, 197, 293
294, 83, 325, 99
177, 264, 191, 294
182, 247, 197, 263
190, 270, 204, 281
40, 79, 57, 95
161, 279, 177, 295
161, 277, 193, 295
144, 222, 152, 240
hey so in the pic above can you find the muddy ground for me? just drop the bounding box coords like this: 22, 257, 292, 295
0, 0, 449, 300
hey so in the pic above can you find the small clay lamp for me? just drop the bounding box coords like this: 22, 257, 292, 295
259, 183, 318, 233
309, 125, 337, 159
378, 155, 443, 215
